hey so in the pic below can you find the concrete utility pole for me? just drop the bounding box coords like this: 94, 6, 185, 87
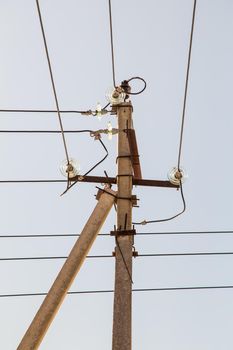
17, 83, 178, 350
112, 102, 134, 350
17, 188, 116, 350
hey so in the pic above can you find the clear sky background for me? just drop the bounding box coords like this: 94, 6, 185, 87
0, 0, 233, 349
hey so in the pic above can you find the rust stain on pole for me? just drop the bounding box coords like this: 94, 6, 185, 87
127, 128, 142, 179
17, 188, 116, 350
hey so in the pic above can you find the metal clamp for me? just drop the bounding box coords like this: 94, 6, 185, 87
110, 229, 136, 237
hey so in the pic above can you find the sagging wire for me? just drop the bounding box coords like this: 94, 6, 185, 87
133, 182, 186, 225
133, 0, 197, 225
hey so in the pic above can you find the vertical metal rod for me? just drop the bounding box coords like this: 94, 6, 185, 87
17, 188, 116, 350
112, 102, 133, 350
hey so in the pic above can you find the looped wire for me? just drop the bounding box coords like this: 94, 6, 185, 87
126, 76, 147, 95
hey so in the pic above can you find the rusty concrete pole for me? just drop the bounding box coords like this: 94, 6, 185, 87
112, 102, 133, 350
17, 188, 116, 350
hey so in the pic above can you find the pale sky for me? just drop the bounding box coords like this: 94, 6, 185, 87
0, 1, 233, 349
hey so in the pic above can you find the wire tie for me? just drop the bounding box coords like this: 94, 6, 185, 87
116, 174, 133, 177
116, 155, 132, 163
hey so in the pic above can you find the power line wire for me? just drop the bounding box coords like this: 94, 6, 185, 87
0, 233, 107, 238
2, 251, 233, 262
1, 285, 233, 298
0, 230, 233, 238
178, 0, 197, 169
0, 109, 85, 115
0, 135, 109, 193
132, 0, 197, 226
0, 103, 111, 116
0, 255, 112, 261
108, 0, 116, 87
136, 230, 233, 236
35, 0, 70, 164
0, 180, 67, 184
133, 182, 186, 225
0, 130, 95, 134
138, 252, 233, 257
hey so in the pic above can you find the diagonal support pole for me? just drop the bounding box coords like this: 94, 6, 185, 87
17, 188, 116, 350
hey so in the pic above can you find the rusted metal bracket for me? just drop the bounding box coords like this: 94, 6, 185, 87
71, 175, 179, 189
117, 174, 133, 177
112, 250, 138, 257
132, 247, 138, 257
131, 195, 138, 207
110, 228, 136, 237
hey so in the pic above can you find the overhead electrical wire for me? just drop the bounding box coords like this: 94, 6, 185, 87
137, 230, 233, 236
1, 251, 233, 262
139, 252, 233, 257
108, 0, 116, 87
132, 184, 186, 225
133, 0, 197, 225
1, 285, 233, 298
177, 0, 197, 170
0, 233, 106, 238
107, 1, 147, 94
0, 1, 112, 195
1, 230, 233, 239
126, 77, 147, 95
35, 0, 70, 164
0, 129, 99, 134
0, 103, 111, 116
0, 255, 112, 261
0, 132, 109, 193
0, 109, 85, 115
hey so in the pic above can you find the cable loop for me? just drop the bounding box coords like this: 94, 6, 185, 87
125, 76, 147, 95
